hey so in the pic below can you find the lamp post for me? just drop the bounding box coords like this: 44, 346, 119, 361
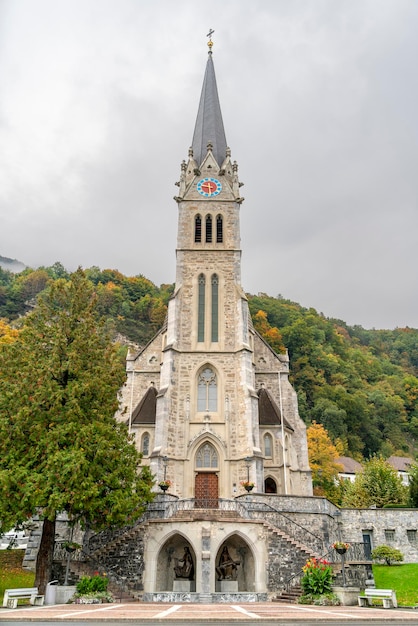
162, 456, 168, 482
245, 457, 251, 482
334, 510, 346, 587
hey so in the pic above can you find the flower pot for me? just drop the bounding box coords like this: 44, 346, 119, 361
336, 547, 347, 555
160, 485, 169, 492
244, 486, 253, 492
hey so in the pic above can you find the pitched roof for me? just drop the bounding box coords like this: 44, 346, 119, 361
131, 386, 157, 425
336, 456, 363, 474
258, 387, 293, 431
387, 455, 414, 472
191, 52, 227, 168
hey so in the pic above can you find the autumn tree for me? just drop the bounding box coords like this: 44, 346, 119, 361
306, 421, 343, 502
0, 319, 19, 344
341, 456, 408, 508
0, 269, 154, 593
253, 310, 285, 353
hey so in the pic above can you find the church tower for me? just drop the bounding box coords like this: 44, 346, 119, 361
119, 38, 312, 503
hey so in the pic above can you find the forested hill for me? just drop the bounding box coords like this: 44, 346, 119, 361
0, 264, 417, 461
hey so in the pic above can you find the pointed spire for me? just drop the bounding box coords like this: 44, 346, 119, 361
191, 35, 227, 168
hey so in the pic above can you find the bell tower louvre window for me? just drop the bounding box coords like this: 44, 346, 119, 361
216, 214, 223, 243
205, 214, 212, 242
198, 274, 206, 342
195, 214, 202, 242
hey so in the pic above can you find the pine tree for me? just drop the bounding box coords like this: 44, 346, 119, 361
0, 269, 154, 592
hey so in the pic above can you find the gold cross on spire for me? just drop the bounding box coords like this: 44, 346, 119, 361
207, 28, 214, 52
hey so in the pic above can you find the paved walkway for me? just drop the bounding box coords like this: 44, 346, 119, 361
1, 602, 418, 625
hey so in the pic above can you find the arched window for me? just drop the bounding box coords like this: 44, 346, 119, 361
211, 274, 218, 342
216, 215, 223, 243
197, 367, 217, 412
141, 432, 150, 456
264, 433, 273, 458
198, 274, 205, 342
194, 214, 202, 243
205, 214, 212, 243
265, 477, 277, 493
196, 442, 218, 468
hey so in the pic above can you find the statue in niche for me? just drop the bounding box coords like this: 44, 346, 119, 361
216, 546, 240, 580
173, 546, 194, 580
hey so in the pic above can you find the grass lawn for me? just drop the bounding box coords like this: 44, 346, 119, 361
372, 563, 418, 606
0, 550, 35, 605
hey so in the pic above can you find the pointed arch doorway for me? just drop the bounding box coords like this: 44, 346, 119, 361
195, 442, 219, 508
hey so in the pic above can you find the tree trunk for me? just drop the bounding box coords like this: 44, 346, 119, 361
34, 517, 56, 594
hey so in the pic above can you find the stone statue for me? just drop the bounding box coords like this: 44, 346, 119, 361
174, 546, 194, 580
216, 546, 240, 580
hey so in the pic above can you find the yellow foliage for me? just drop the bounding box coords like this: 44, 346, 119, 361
0, 319, 19, 344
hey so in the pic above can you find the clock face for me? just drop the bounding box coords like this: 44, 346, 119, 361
197, 177, 222, 197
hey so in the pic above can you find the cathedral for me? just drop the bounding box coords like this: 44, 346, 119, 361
114, 39, 317, 599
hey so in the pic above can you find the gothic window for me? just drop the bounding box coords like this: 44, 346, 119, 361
141, 432, 150, 456
194, 214, 202, 242
196, 442, 218, 468
265, 477, 277, 493
264, 433, 273, 458
216, 214, 223, 243
197, 367, 217, 412
211, 274, 218, 342
198, 274, 205, 342
205, 214, 212, 243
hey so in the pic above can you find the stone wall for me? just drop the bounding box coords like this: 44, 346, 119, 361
340, 508, 418, 563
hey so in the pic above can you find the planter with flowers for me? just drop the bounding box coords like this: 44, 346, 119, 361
70, 574, 113, 604
332, 541, 350, 555
240, 481, 255, 493
158, 480, 171, 492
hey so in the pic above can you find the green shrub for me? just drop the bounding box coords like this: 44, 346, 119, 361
301, 558, 333, 595
371, 545, 403, 565
76, 574, 109, 594
298, 592, 340, 606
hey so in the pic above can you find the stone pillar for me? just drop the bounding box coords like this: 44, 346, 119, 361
201, 527, 211, 594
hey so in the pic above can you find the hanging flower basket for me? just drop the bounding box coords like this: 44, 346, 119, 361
241, 481, 254, 492
158, 480, 171, 492
63, 541, 81, 553
333, 542, 349, 555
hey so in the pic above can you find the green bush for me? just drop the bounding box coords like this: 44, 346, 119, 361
301, 558, 333, 595
371, 545, 404, 565
76, 574, 109, 594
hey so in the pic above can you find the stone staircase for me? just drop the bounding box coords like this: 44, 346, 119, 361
274, 584, 303, 603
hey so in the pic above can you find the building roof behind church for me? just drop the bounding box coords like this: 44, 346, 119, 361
336, 456, 363, 474
191, 52, 227, 168
387, 455, 414, 472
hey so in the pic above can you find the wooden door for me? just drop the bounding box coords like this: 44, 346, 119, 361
195, 472, 218, 508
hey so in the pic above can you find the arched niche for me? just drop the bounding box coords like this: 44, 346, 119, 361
214, 534, 255, 592
155, 534, 196, 592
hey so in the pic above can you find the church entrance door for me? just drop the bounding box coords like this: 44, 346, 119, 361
195, 472, 218, 508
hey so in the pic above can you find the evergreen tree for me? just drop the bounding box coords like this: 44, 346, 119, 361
0, 269, 154, 593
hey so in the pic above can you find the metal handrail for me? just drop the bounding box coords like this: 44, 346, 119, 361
283, 543, 372, 593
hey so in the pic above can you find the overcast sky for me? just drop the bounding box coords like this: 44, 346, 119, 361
0, 0, 417, 329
